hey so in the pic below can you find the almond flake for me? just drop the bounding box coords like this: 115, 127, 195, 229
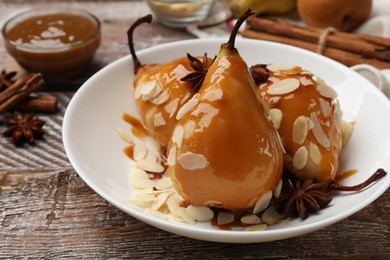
300, 77, 313, 86
293, 116, 308, 145
241, 214, 263, 225
267, 78, 300, 95
136, 158, 165, 173
244, 224, 268, 232
167, 195, 181, 216
176, 94, 200, 120
142, 81, 162, 101
151, 192, 169, 210
201, 86, 223, 101
334, 101, 343, 133
153, 112, 166, 127
269, 108, 283, 129
183, 120, 196, 139
178, 207, 196, 224
253, 191, 273, 214
144, 208, 168, 220
145, 106, 158, 123
319, 98, 332, 118
172, 124, 184, 149
177, 152, 209, 170
309, 142, 322, 165
114, 127, 133, 144
134, 79, 157, 99
150, 89, 170, 105
261, 206, 284, 225
133, 142, 147, 161
217, 212, 234, 225
293, 146, 308, 170
167, 146, 177, 166
129, 167, 156, 189
273, 179, 283, 199
164, 98, 179, 118
310, 112, 330, 148
316, 83, 338, 99
186, 205, 214, 222
156, 177, 173, 190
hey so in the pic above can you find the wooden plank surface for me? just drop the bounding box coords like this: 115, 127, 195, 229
0, 0, 389, 258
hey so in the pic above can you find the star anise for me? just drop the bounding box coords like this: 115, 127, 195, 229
0, 70, 17, 92
181, 53, 216, 92
250, 64, 269, 85
275, 178, 332, 219
2, 112, 45, 145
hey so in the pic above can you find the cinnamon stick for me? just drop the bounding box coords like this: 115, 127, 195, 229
246, 17, 390, 62
0, 73, 44, 114
12, 95, 58, 113
241, 29, 390, 69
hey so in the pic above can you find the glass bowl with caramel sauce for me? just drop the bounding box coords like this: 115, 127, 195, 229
2, 8, 101, 78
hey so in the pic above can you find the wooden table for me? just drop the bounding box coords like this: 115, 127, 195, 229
0, 1, 389, 258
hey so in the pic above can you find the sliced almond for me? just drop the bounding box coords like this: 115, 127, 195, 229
309, 142, 322, 165
334, 100, 343, 133
150, 89, 170, 105
172, 124, 184, 149
151, 192, 169, 210
186, 205, 214, 222
217, 212, 234, 225
241, 214, 263, 225
316, 82, 338, 99
273, 179, 283, 199
176, 94, 200, 120
134, 79, 157, 99
133, 142, 147, 161
269, 108, 283, 129
167, 195, 181, 216
183, 120, 196, 139
300, 76, 313, 86
244, 224, 268, 232
156, 177, 173, 190
201, 86, 223, 101
114, 127, 133, 144
310, 112, 330, 149
261, 206, 284, 225
178, 207, 196, 224
167, 146, 177, 166
267, 78, 300, 95
145, 106, 158, 124
293, 116, 308, 145
144, 208, 168, 220
129, 167, 156, 189
164, 98, 179, 118
177, 152, 209, 170
153, 112, 166, 127
137, 158, 165, 173
253, 191, 273, 214
319, 98, 332, 118
142, 81, 163, 101
293, 146, 308, 170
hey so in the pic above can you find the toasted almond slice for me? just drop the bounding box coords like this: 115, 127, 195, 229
293, 116, 308, 145
144, 106, 158, 124
183, 120, 196, 139
167, 194, 181, 216
142, 81, 162, 101
202, 86, 223, 101
186, 205, 214, 222
241, 214, 263, 225
293, 146, 308, 170
145, 208, 169, 220
178, 207, 196, 224
153, 112, 166, 127
273, 179, 283, 199
261, 206, 284, 225
133, 142, 147, 161
319, 98, 332, 118
309, 142, 322, 165
300, 76, 313, 86
267, 78, 300, 95
135, 79, 157, 99
137, 159, 165, 173
269, 108, 283, 129
316, 82, 338, 99
129, 175, 156, 189
176, 94, 200, 120
172, 124, 184, 149
177, 152, 209, 170
253, 191, 273, 214
164, 98, 179, 118
151, 192, 169, 210
151, 89, 170, 105
167, 146, 177, 166
310, 112, 330, 148
114, 127, 133, 144
156, 177, 173, 190
217, 212, 234, 225
244, 224, 268, 232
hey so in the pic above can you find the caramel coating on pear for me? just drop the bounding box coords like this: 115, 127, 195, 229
168, 53, 284, 211
256, 65, 343, 182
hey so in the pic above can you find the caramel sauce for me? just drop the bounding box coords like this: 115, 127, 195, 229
122, 113, 148, 139
336, 169, 358, 182
123, 144, 135, 160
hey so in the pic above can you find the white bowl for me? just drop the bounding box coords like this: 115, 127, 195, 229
63, 38, 390, 243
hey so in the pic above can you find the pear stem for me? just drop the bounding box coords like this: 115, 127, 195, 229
225, 9, 255, 51
127, 14, 153, 74
329, 168, 387, 192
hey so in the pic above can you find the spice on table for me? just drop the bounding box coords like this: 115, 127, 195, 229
181, 53, 216, 92
2, 111, 45, 145
0, 70, 17, 91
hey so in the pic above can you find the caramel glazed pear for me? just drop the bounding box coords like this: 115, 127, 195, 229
166, 10, 284, 212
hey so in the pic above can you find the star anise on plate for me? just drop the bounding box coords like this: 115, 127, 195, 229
181, 53, 216, 92
0, 69, 17, 91
2, 111, 45, 145
250, 64, 269, 85
275, 178, 332, 219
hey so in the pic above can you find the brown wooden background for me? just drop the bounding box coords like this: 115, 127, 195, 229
0, 0, 389, 258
